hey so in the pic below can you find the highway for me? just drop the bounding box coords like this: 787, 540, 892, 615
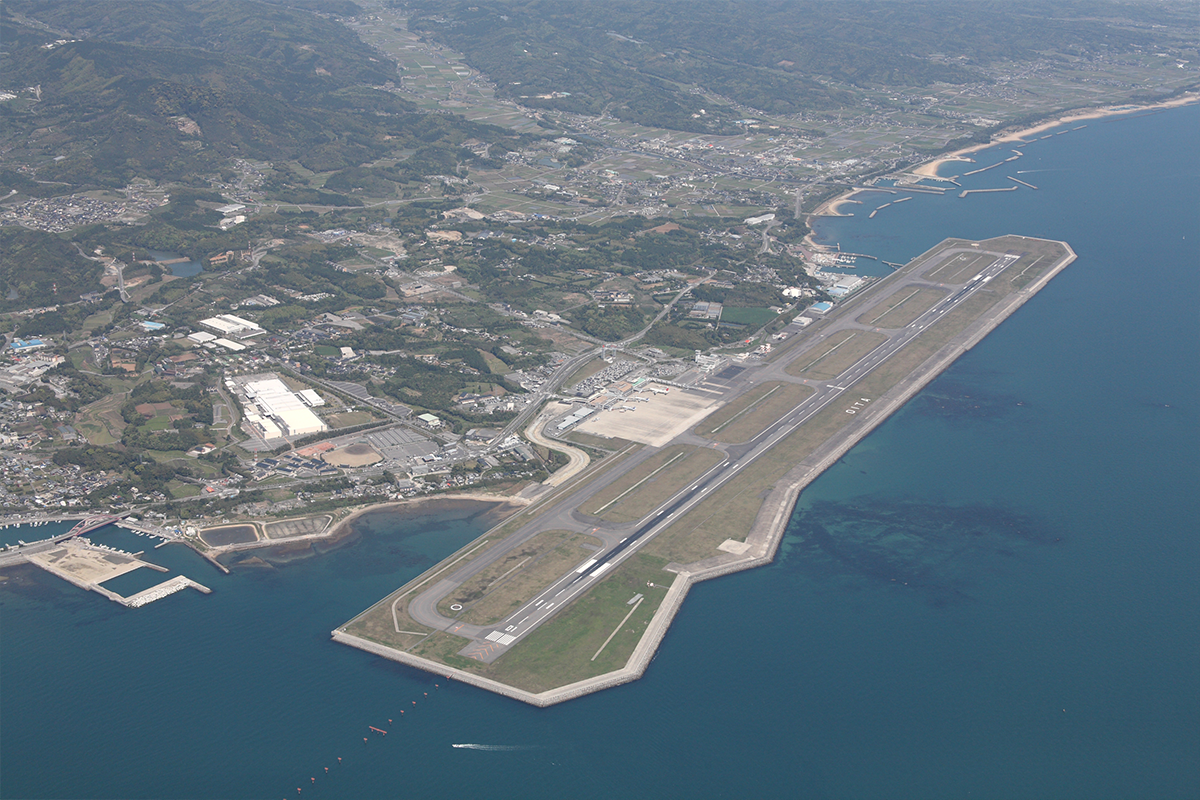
407, 248, 1025, 659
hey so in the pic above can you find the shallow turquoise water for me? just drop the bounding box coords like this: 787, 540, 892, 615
2, 105, 1197, 799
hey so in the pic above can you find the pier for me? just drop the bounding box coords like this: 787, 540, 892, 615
24, 539, 212, 608
1008, 176, 1038, 190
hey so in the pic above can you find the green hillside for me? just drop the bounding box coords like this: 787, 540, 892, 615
1, 0, 525, 189
405, 0, 1187, 131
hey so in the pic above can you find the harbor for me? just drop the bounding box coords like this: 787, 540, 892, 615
0, 516, 212, 607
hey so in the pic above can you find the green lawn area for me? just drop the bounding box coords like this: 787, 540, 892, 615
144, 449, 191, 463
580, 445, 724, 523
315, 345, 340, 357
695, 382, 813, 444
720, 307, 778, 326
325, 410, 376, 428
166, 480, 201, 498
480, 553, 674, 691
406, 552, 674, 693
480, 350, 508, 374
142, 415, 176, 432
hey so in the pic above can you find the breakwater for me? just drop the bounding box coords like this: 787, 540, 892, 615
960, 186, 1020, 197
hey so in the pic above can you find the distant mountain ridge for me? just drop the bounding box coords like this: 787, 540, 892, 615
404, 0, 1190, 132
1, 0, 524, 188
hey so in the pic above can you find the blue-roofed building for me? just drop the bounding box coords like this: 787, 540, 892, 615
809, 302, 834, 314
10, 338, 47, 351
140, 321, 166, 332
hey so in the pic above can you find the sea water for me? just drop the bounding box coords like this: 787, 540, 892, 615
1, 105, 1197, 799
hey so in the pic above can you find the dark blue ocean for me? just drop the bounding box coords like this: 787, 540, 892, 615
3, 105, 1197, 799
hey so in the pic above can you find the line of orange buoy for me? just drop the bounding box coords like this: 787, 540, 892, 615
288, 680, 445, 796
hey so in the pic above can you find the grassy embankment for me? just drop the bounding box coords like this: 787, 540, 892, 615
436, 529, 602, 624
579, 444, 725, 523
408, 553, 673, 692
694, 381, 814, 444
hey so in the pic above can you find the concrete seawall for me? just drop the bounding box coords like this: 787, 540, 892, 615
336, 238, 1076, 706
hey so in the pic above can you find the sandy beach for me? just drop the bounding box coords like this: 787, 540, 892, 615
812, 195, 861, 217
802, 93, 1197, 265
910, 94, 1199, 178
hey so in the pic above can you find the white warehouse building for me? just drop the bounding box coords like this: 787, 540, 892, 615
244, 378, 326, 437
200, 314, 265, 339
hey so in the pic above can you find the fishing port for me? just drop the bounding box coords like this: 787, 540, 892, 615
0, 515, 211, 607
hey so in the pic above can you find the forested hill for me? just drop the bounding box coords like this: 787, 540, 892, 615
0, 0, 526, 189
403, 0, 1186, 132
8, 0, 390, 87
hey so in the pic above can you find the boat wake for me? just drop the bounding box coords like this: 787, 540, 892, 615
452, 744, 539, 751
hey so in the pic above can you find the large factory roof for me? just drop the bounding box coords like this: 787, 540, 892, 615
200, 314, 265, 338
244, 378, 326, 437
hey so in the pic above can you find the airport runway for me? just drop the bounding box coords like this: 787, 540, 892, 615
405, 246, 1025, 660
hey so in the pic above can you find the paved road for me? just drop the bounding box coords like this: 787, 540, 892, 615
490, 281, 698, 447
405, 246, 1030, 660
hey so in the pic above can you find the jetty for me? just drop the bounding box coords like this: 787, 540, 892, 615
123, 576, 211, 608
959, 186, 1020, 198
1008, 176, 1039, 190
868, 195, 912, 219
961, 153, 1021, 177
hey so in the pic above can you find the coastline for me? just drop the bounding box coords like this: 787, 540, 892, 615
326, 492, 531, 539
911, 94, 1199, 178
807, 94, 1199, 232
193, 491, 531, 561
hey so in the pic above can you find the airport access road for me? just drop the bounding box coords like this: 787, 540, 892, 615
407, 246, 1026, 659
